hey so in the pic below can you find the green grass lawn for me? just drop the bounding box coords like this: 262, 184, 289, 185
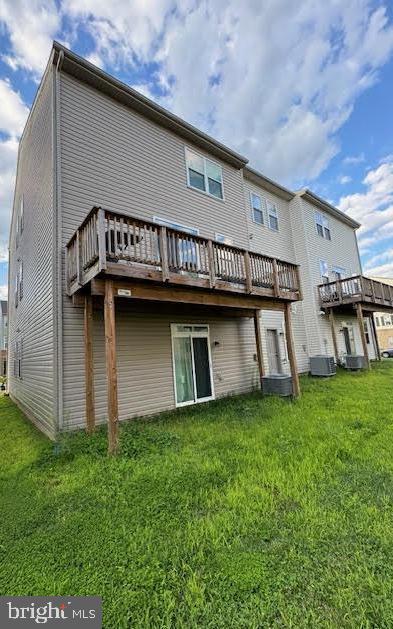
1, 363, 393, 628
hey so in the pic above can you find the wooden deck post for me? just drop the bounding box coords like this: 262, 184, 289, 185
244, 251, 252, 294
328, 308, 339, 363
284, 302, 301, 397
356, 303, 370, 369
253, 310, 265, 383
104, 280, 119, 454
207, 240, 216, 288
159, 225, 170, 282
369, 313, 381, 361
272, 259, 280, 297
84, 294, 95, 434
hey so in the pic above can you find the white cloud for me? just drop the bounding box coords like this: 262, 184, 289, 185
343, 153, 366, 165
0, 285, 7, 300
0, 78, 29, 137
0, 79, 28, 262
57, 0, 393, 185
0, 0, 60, 76
339, 159, 393, 277
339, 175, 352, 184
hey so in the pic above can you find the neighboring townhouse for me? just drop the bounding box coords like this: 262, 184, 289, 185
8, 43, 393, 440
0, 300, 7, 376
372, 278, 393, 351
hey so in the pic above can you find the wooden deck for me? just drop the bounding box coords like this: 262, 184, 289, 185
66, 207, 302, 304
318, 275, 393, 312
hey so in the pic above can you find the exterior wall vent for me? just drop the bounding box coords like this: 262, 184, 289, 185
310, 355, 336, 377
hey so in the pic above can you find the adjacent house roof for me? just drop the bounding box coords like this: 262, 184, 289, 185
243, 167, 295, 201
52, 42, 248, 170
297, 189, 360, 229
370, 277, 393, 286
0, 301, 7, 316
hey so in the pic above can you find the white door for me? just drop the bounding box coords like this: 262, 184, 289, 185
171, 324, 214, 407
267, 329, 282, 374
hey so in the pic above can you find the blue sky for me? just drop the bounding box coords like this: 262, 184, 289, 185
0, 0, 393, 299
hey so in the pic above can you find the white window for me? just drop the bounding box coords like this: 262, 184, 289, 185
315, 211, 331, 240
14, 339, 22, 379
153, 216, 199, 268
332, 266, 346, 280
171, 324, 214, 406
19, 196, 24, 234
185, 148, 224, 200
267, 201, 279, 231
215, 234, 233, 245
320, 260, 329, 282
250, 193, 265, 225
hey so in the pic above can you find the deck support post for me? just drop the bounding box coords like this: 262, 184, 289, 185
84, 294, 95, 434
369, 313, 381, 361
104, 280, 119, 454
253, 310, 265, 384
356, 303, 370, 369
328, 308, 339, 364
284, 302, 300, 398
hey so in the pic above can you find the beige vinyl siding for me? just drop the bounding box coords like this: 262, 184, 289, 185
243, 180, 296, 263
59, 72, 249, 247
297, 196, 362, 359
7, 69, 56, 436
62, 306, 259, 430
242, 180, 309, 373
58, 71, 253, 427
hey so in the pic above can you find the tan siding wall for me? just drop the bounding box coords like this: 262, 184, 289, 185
62, 306, 259, 430
8, 70, 56, 436
290, 195, 363, 361
377, 328, 393, 350
59, 72, 258, 426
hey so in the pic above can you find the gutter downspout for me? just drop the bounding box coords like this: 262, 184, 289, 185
53, 49, 64, 434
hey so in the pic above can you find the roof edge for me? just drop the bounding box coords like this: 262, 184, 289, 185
243, 166, 295, 201
52, 41, 248, 170
298, 189, 361, 229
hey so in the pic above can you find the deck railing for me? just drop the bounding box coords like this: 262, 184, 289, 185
318, 275, 393, 308
66, 207, 301, 299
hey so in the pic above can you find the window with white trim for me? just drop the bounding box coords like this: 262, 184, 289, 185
14, 339, 23, 379
15, 261, 23, 307
185, 148, 224, 199
153, 216, 199, 268
250, 193, 265, 225
320, 260, 329, 283
215, 234, 233, 245
315, 211, 331, 240
332, 266, 346, 280
267, 201, 279, 231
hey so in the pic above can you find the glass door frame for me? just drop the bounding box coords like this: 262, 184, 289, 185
170, 323, 215, 407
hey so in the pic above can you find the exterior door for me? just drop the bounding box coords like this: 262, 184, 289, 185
171, 324, 214, 406
267, 329, 282, 374
343, 324, 355, 355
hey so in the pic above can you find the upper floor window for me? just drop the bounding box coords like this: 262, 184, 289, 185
15, 261, 23, 307
215, 234, 233, 245
320, 260, 329, 283
251, 193, 265, 225
153, 216, 199, 267
267, 201, 279, 231
315, 211, 331, 240
185, 148, 224, 200
332, 266, 346, 280
16, 196, 24, 247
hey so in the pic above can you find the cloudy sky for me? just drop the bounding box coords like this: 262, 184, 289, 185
1, 0, 393, 299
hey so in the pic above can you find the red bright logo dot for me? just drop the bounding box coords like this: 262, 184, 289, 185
59, 603, 66, 609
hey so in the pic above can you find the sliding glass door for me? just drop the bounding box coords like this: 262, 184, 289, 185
171, 325, 214, 406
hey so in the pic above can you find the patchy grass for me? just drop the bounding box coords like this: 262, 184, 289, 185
1, 363, 393, 628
